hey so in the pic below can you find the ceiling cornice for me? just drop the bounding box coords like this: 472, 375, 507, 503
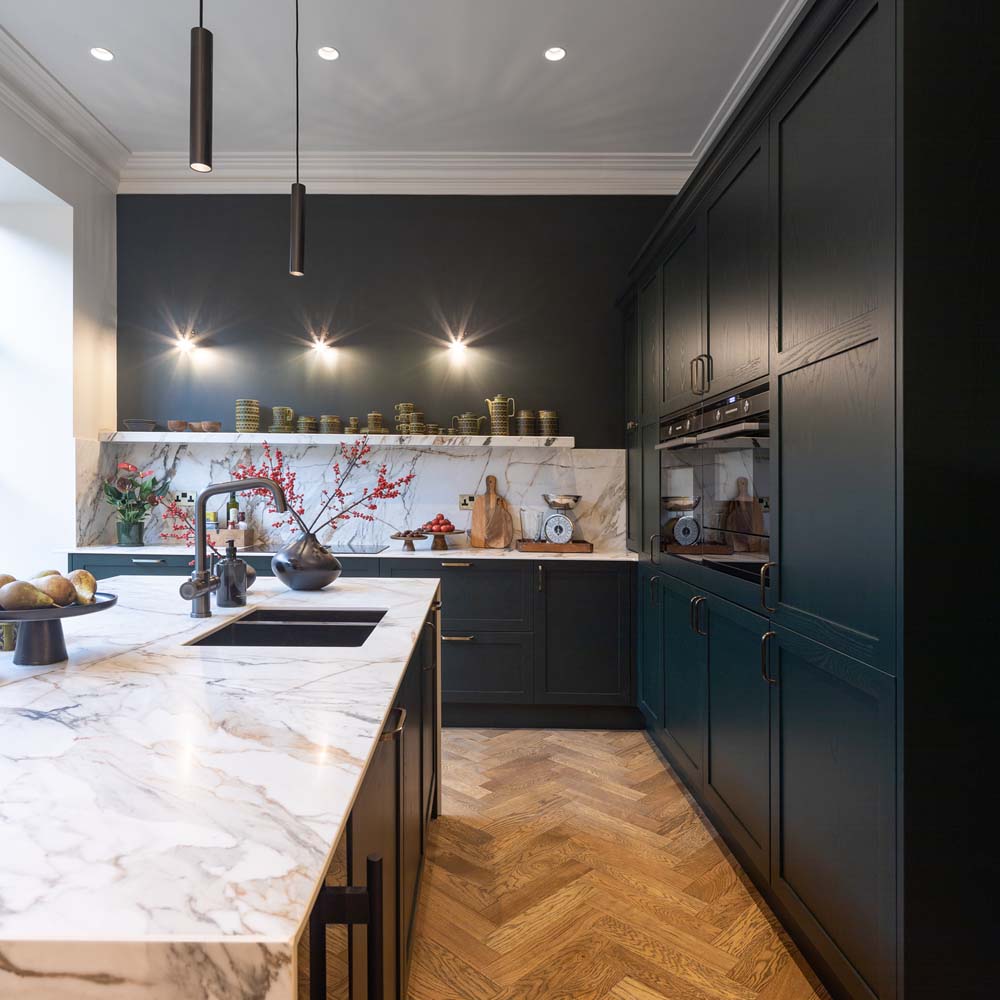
0, 27, 130, 192
690, 0, 813, 159
118, 151, 695, 195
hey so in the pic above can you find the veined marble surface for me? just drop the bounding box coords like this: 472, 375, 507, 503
62, 544, 637, 562
0, 575, 440, 999
77, 441, 626, 554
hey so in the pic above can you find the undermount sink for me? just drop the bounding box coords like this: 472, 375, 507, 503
189, 608, 387, 648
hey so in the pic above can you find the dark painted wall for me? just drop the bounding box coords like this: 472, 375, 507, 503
116, 195, 669, 448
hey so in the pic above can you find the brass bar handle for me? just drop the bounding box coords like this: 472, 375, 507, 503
648, 533, 661, 564
690, 595, 707, 636
760, 631, 777, 685
626, 420, 638, 432
379, 707, 406, 741
442, 562, 471, 568
759, 561, 777, 613
537, 564, 544, 592
442, 635, 474, 642
132, 558, 166, 564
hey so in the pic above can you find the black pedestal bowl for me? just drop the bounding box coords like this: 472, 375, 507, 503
0, 593, 118, 666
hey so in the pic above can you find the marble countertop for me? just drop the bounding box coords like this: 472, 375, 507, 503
63, 544, 638, 563
0, 575, 440, 999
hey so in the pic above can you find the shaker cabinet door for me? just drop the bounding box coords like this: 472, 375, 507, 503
637, 567, 665, 730
704, 127, 769, 396
638, 270, 662, 424
661, 224, 705, 416
624, 296, 642, 552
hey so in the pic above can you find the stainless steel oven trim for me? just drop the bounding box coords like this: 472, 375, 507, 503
693, 421, 769, 442
655, 436, 700, 451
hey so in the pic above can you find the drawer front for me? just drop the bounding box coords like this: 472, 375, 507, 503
441, 632, 533, 704
380, 559, 532, 631
68, 554, 194, 579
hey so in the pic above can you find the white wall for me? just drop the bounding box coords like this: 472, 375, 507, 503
0, 198, 74, 576
0, 96, 117, 559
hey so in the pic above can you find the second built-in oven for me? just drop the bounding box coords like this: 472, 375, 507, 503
657, 383, 771, 583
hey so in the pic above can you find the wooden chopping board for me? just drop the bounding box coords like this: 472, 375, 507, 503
724, 476, 765, 552
470, 475, 514, 548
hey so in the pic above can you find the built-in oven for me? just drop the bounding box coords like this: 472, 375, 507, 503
657, 382, 770, 583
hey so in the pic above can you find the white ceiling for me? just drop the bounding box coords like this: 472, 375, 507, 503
0, 0, 807, 192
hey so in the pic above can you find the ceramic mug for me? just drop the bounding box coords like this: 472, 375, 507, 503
409, 422, 427, 434
394, 402, 414, 415
367, 411, 383, 429
452, 413, 487, 435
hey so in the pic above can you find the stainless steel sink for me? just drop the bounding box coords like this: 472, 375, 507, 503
189, 608, 387, 648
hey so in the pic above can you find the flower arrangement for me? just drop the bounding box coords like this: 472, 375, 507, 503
103, 463, 169, 546
232, 437, 414, 537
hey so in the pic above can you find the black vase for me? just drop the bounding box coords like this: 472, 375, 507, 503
271, 532, 342, 591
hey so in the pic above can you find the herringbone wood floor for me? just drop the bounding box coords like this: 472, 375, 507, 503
406, 728, 829, 1000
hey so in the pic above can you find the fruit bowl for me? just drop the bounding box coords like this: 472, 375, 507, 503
420, 515, 461, 550
0, 593, 118, 666
391, 531, 427, 553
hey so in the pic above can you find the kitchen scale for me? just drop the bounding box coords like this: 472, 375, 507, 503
515, 494, 595, 553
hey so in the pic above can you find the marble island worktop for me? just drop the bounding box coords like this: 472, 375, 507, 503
0, 574, 440, 999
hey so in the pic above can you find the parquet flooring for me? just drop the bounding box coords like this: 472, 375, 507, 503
406, 729, 829, 1000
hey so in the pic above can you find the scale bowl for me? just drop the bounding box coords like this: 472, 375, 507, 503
542, 494, 581, 510
0, 592, 117, 666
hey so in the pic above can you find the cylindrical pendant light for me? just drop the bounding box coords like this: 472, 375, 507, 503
289, 0, 306, 275
189, 2, 213, 172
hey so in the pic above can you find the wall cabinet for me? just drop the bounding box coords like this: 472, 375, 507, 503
638, 270, 662, 424
660, 224, 704, 414
704, 127, 769, 396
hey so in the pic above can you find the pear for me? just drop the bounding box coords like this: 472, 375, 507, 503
0, 574, 15, 590
30, 575, 78, 607
67, 569, 97, 605
33, 570, 61, 579
0, 581, 55, 611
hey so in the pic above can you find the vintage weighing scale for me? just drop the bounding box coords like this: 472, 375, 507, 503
515, 494, 595, 553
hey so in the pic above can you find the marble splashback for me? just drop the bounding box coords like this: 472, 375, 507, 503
78, 441, 626, 552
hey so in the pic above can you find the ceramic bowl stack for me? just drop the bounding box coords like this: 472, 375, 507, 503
269, 405, 294, 433
320, 415, 342, 434
297, 415, 319, 434
235, 399, 261, 432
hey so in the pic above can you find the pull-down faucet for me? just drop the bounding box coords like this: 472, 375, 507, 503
179, 478, 288, 618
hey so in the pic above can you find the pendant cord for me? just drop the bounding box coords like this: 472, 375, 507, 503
294, 0, 300, 185
199, 0, 203, 28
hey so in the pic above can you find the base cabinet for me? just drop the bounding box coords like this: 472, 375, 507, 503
637, 566, 665, 728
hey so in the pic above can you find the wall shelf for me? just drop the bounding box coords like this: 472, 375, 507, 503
99, 431, 576, 448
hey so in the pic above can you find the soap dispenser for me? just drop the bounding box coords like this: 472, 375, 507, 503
215, 540, 248, 608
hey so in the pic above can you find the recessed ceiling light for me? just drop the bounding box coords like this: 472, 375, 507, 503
544, 47, 566, 62
90, 47, 115, 62
317, 46, 340, 61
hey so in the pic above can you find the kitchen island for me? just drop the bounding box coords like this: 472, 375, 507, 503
0, 575, 441, 999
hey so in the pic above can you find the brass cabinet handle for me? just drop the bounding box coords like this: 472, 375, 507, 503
689, 595, 707, 636
442, 635, 474, 642
431, 600, 442, 611
626, 420, 638, 432
648, 533, 661, 564
759, 561, 777, 613
380, 707, 407, 741
537, 564, 544, 592
131, 558, 165, 565
443, 562, 471, 568
760, 631, 777, 685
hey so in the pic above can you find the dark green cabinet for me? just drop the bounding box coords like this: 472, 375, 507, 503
640, 421, 660, 563
661, 224, 704, 415
440, 631, 533, 704
770, 626, 895, 1000
69, 552, 381, 581
637, 566, 664, 728
396, 654, 423, 974
658, 575, 706, 789
534, 562, 630, 705
704, 127, 769, 396
638, 270, 662, 424
624, 295, 642, 553
702, 595, 771, 883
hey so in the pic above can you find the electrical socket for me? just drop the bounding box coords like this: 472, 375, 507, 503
458, 494, 476, 511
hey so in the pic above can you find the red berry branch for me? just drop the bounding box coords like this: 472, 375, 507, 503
231, 442, 307, 531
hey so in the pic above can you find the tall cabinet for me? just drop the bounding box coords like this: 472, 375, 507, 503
620, 0, 985, 997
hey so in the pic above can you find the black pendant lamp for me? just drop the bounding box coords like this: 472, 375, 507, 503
289, 0, 306, 276
189, 1, 213, 172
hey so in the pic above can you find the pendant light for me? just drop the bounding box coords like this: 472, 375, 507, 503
289, 0, 306, 276
189, 1, 213, 172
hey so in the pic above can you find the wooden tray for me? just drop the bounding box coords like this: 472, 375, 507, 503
516, 539, 594, 554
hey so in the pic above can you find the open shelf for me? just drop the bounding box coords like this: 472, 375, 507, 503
99, 431, 576, 448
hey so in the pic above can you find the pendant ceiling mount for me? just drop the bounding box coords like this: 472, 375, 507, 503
289, 0, 306, 276
189, 1, 213, 172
